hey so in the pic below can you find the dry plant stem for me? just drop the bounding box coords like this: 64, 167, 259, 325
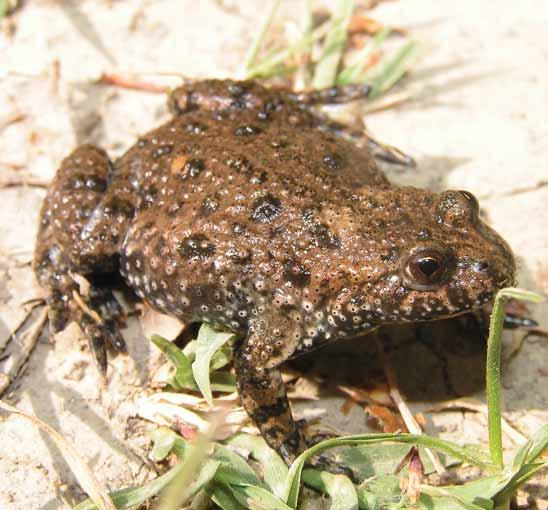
0, 178, 48, 188
0, 112, 25, 131
361, 90, 412, 114
0, 307, 48, 396
97, 73, 168, 93
72, 290, 103, 325
428, 398, 528, 445
374, 334, 446, 476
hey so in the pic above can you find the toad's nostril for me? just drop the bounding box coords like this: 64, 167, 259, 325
473, 261, 490, 272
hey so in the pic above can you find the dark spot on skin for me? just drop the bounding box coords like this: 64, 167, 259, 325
152, 145, 173, 159
250, 398, 289, 423
372, 219, 386, 229
185, 122, 208, 134
226, 155, 253, 172
271, 140, 288, 149
250, 170, 268, 184
323, 153, 343, 170
257, 99, 283, 121
167, 201, 184, 217
301, 206, 321, 226
199, 196, 219, 216
380, 247, 399, 262
84, 176, 107, 192
310, 223, 341, 248
235, 125, 262, 136
232, 223, 245, 235
251, 194, 282, 223
283, 260, 311, 287
104, 198, 135, 218
143, 185, 157, 205
178, 234, 216, 260
181, 158, 205, 179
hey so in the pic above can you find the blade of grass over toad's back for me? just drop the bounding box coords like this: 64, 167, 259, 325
337, 26, 392, 85
192, 324, 235, 405
312, 0, 355, 89
242, 0, 281, 74
302, 469, 358, 510
368, 40, 420, 99
485, 288, 545, 469
0, 401, 116, 510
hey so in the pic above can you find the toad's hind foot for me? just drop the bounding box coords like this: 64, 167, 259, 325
317, 118, 415, 167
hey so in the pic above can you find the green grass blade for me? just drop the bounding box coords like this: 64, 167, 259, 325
419, 485, 494, 510
149, 427, 178, 462
212, 443, 267, 488
156, 432, 213, 509
486, 288, 545, 470
207, 481, 249, 510
337, 26, 391, 85
283, 433, 495, 507
242, 0, 281, 72
302, 469, 358, 510
192, 324, 235, 405
226, 433, 289, 498
73, 460, 190, 510
368, 40, 420, 99
245, 20, 331, 79
524, 424, 548, 463
497, 462, 548, 503
312, 0, 355, 89
230, 485, 293, 510
151, 334, 196, 390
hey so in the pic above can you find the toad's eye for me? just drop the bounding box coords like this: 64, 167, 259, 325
404, 250, 448, 289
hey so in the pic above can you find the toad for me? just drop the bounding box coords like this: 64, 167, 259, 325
34, 79, 515, 467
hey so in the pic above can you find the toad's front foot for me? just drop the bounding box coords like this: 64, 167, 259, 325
47, 280, 127, 374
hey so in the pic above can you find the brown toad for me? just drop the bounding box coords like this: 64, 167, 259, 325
34, 79, 515, 466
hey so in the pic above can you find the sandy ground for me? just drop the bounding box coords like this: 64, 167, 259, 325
0, 1, 547, 508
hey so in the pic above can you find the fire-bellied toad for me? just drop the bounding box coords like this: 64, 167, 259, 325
34, 79, 515, 466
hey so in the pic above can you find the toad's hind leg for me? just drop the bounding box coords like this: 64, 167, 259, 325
234, 325, 356, 478
34, 145, 134, 373
234, 335, 305, 464
317, 118, 415, 167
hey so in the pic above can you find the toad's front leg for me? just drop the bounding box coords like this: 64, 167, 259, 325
234, 329, 305, 464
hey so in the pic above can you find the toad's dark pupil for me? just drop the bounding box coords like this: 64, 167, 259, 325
417, 257, 440, 276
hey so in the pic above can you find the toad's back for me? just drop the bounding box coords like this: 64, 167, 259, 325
117, 95, 389, 332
